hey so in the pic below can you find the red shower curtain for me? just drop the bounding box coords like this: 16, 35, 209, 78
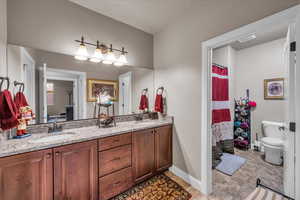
212, 65, 233, 146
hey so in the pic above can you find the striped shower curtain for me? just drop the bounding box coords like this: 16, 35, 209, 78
212, 64, 234, 167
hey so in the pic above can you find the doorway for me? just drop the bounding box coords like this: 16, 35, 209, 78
39, 66, 87, 123
201, 5, 300, 199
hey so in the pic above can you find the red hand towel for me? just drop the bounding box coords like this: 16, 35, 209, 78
14, 92, 29, 111
0, 90, 19, 130
139, 94, 149, 110
155, 94, 163, 113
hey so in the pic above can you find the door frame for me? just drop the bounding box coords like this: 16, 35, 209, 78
20, 47, 36, 113
200, 5, 300, 196
118, 71, 132, 115
43, 67, 87, 121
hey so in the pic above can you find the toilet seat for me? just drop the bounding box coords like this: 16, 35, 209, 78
261, 137, 283, 149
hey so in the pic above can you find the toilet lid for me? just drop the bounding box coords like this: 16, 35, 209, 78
261, 137, 283, 147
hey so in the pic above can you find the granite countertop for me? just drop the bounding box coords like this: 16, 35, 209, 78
0, 118, 173, 158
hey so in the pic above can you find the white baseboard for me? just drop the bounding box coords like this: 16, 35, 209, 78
169, 165, 202, 192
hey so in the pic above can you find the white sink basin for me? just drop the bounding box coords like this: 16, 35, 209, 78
29, 133, 74, 143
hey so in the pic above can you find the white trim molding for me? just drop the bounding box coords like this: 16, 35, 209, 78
169, 165, 202, 192
201, 5, 300, 196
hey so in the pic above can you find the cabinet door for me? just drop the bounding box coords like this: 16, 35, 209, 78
0, 149, 53, 200
132, 129, 155, 183
54, 140, 98, 200
155, 125, 173, 172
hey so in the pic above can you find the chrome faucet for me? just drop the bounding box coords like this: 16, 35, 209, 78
48, 120, 63, 134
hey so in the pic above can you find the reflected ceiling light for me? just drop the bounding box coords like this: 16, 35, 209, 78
90, 41, 103, 63
114, 47, 128, 67
238, 34, 256, 43
74, 36, 89, 61
103, 44, 116, 65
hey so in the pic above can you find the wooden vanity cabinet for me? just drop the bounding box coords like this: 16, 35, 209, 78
0, 124, 172, 200
132, 128, 156, 183
0, 149, 53, 200
53, 140, 98, 200
155, 125, 173, 172
133, 125, 173, 183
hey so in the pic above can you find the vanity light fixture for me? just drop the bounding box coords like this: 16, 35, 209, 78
74, 36, 128, 67
74, 36, 89, 61
114, 47, 128, 67
103, 44, 116, 65
90, 41, 103, 63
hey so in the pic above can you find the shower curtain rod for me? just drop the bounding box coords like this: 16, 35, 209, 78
212, 63, 227, 69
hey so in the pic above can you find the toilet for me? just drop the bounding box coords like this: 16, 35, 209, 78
261, 121, 285, 165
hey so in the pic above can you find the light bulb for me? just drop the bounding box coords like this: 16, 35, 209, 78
114, 54, 128, 67
103, 50, 116, 65
74, 44, 88, 61
90, 48, 103, 63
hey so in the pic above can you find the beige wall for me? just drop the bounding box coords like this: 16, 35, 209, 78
7, 0, 153, 69
235, 38, 286, 141
0, 0, 7, 76
7, 44, 23, 83
47, 80, 73, 116
154, 0, 299, 181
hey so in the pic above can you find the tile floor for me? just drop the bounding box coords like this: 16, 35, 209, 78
165, 148, 283, 200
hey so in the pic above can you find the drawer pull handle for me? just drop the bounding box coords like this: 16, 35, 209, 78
55, 152, 60, 156
112, 139, 120, 143
46, 153, 52, 158
113, 181, 121, 186
112, 157, 121, 161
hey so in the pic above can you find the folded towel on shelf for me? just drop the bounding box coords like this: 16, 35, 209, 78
0, 90, 19, 130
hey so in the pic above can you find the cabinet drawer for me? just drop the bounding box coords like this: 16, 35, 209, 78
99, 167, 133, 200
99, 144, 132, 177
99, 133, 132, 151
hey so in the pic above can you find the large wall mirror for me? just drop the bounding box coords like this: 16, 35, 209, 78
6, 44, 154, 125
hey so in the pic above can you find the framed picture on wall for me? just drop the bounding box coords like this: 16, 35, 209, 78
87, 79, 118, 102
264, 78, 284, 100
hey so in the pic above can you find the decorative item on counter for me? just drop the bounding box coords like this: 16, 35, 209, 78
149, 112, 159, 120
0, 77, 19, 131
13, 82, 35, 138
155, 87, 165, 113
95, 88, 116, 128
98, 113, 114, 127
139, 88, 149, 112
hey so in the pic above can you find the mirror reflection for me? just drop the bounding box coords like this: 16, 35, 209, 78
7, 44, 154, 124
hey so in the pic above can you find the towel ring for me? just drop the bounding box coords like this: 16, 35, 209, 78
156, 86, 164, 94
141, 88, 148, 95
14, 81, 25, 93
0, 77, 10, 91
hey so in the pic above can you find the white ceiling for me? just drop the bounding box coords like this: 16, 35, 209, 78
69, 0, 195, 34
229, 24, 288, 50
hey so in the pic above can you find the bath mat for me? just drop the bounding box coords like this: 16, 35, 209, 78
216, 153, 246, 176
245, 187, 290, 200
112, 174, 192, 200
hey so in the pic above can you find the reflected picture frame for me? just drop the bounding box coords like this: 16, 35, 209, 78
264, 78, 284, 100
87, 79, 118, 102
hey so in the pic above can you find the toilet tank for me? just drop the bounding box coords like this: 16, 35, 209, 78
262, 121, 284, 139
